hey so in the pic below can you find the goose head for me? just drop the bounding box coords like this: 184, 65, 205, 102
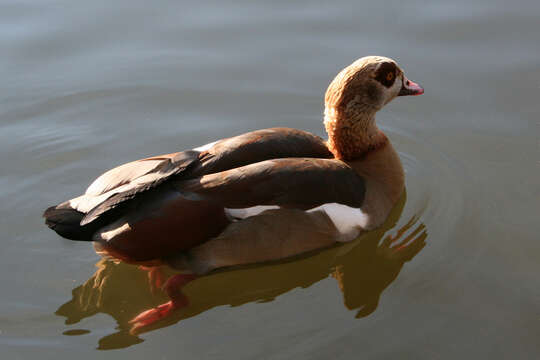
324, 56, 423, 160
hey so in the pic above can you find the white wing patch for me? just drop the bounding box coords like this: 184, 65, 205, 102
225, 205, 280, 219
94, 221, 131, 242
193, 141, 218, 152
226, 203, 370, 242
308, 203, 370, 242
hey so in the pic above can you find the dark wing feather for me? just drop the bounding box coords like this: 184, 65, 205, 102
80, 128, 331, 226
177, 158, 365, 209
80, 151, 199, 225
189, 127, 332, 176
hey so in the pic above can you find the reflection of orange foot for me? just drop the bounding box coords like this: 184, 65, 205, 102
129, 300, 177, 333
128, 273, 197, 334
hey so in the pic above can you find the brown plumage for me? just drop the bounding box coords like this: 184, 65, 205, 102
43, 55, 423, 266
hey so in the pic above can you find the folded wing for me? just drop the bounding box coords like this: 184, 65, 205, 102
178, 158, 365, 210
45, 128, 334, 239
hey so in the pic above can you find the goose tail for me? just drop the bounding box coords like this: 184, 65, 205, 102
43, 203, 98, 241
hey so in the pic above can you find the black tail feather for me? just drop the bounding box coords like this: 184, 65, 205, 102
43, 204, 99, 241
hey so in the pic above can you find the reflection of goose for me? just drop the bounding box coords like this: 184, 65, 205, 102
56, 196, 427, 349
44, 56, 423, 265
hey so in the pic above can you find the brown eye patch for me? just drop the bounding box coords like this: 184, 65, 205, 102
375, 62, 397, 88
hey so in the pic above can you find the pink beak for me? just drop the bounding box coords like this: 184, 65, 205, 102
398, 76, 424, 96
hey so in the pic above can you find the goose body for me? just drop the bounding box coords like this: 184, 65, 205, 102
44, 56, 423, 272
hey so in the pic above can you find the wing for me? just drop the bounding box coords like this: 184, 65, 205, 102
85, 127, 330, 198
77, 128, 332, 226
70, 151, 199, 216
177, 158, 365, 210
189, 127, 332, 176
84, 152, 196, 196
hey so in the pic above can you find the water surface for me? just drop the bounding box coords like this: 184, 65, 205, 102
1, 0, 539, 358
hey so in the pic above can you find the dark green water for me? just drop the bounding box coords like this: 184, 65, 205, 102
1, 1, 538, 358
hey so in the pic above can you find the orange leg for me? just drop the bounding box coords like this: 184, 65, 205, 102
138, 265, 166, 294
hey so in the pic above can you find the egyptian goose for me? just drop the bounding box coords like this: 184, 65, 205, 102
43, 56, 423, 272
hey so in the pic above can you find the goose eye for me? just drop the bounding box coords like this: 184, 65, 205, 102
375, 62, 397, 88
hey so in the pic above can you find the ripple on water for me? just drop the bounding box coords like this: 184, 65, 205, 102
385, 126, 468, 271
